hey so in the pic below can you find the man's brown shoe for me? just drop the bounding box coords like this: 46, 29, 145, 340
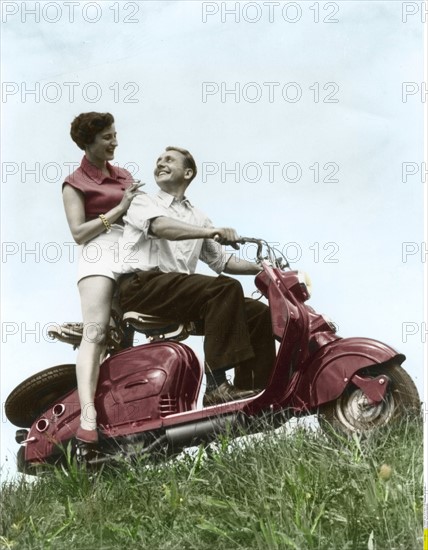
203, 381, 259, 407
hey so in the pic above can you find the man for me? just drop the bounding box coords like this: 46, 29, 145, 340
115, 146, 276, 405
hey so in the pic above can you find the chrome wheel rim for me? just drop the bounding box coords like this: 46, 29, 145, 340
335, 388, 395, 432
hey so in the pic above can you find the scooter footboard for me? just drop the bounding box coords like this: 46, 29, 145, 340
290, 337, 405, 410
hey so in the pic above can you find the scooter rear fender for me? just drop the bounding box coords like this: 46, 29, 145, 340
290, 337, 405, 410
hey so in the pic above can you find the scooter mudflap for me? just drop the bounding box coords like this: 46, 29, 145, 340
350, 373, 390, 405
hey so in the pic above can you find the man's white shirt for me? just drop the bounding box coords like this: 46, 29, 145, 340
113, 190, 232, 276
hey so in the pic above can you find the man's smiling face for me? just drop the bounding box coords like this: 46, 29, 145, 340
154, 149, 192, 188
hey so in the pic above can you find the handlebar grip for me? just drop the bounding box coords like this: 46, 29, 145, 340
214, 234, 240, 250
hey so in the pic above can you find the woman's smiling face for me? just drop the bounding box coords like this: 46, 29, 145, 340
85, 124, 118, 164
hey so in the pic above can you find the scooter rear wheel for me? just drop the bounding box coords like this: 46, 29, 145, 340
318, 363, 420, 436
5, 364, 77, 428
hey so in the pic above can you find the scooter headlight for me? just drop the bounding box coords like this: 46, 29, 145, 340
297, 271, 312, 299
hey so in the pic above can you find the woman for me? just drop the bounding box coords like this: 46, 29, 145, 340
63, 112, 142, 445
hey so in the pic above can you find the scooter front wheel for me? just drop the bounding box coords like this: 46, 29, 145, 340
318, 363, 420, 436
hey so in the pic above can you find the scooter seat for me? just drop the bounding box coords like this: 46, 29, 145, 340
123, 312, 178, 330
122, 312, 195, 341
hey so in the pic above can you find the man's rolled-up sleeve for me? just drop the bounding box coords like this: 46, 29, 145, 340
123, 194, 165, 239
200, 238, 233, 274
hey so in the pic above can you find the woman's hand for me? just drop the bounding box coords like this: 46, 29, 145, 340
118, 180, 145, 213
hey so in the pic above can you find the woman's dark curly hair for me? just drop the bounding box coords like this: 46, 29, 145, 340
70, 112, 115, 150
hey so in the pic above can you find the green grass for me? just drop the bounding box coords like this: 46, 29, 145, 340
0, 417, 423, 550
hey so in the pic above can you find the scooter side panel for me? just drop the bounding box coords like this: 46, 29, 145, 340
23, 342, 202, 463
97, 342, 201, 431
289, 337, 405, 410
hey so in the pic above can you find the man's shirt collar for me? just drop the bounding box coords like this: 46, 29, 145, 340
156, 189, 193, 208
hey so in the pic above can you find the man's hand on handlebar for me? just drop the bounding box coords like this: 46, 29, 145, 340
211, 231, 268, 260
212, 227, 240, 250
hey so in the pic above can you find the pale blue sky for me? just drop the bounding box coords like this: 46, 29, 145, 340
1, 1, 425, 478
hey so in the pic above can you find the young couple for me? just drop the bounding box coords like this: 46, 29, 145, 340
63, 112, 275, 447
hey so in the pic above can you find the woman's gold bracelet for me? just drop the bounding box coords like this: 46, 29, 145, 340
99, 214, 112, 233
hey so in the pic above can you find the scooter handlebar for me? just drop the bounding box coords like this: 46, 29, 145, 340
236, 237, 264, 261
236, 237, 290, 269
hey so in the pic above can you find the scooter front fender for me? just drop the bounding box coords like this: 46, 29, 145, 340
290, 337, 405, 410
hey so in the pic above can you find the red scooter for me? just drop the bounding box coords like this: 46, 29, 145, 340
5, 238, 420, 474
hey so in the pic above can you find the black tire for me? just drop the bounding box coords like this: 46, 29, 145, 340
16, 446, 39, 476
318, 363, 421, 436
5, 364, 77, 428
